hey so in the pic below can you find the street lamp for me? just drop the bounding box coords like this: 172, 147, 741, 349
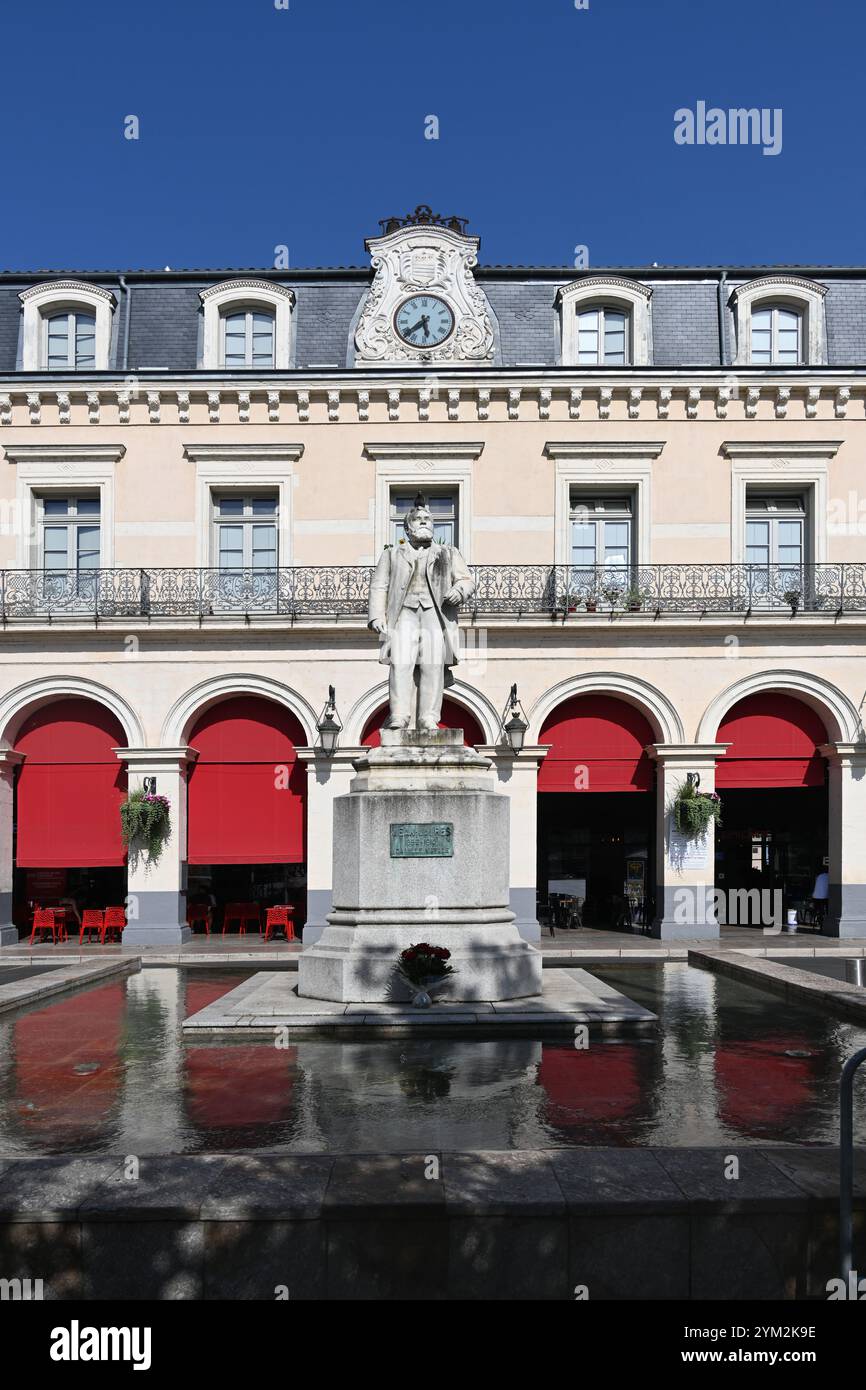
316, 685, 342, 756
502, 683, 528, 754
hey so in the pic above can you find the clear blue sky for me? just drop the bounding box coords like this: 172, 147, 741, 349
1, 0, 863, 271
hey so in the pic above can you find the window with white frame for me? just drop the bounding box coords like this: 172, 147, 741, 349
556, 277, 652, 366
39, 494, 101, 574
222, 308, 276, 368
45, 311, 97, 370
199, 280, 294, 370
570, 493, 634, 574
730, 276, 827, 367
19, 282, 116, 371
745, 491, 806, 597
576, 306, 629, 365
212, 493, 279, 571
749, 304, 802, 365
390, 489, 458, 546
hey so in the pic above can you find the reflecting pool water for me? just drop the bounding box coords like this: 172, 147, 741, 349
1, 962, 865, 1156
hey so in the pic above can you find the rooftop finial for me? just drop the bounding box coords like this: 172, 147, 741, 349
378, 205, 469, 236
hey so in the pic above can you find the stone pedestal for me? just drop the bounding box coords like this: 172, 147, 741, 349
297, 729, 543, 1003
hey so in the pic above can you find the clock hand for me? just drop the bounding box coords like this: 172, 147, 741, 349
420, 314, 431, 339
402, 317, 425, 337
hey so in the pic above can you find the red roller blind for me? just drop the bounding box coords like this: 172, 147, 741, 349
362, 698, 485, 749
538, 694, 654, 792
14, 698, 127, 867
716, 694, 827, 788
187, 696, 306, 865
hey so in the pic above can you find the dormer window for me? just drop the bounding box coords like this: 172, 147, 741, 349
46, 310, 96, 370
750, 304, 801, 365
200, 280, 294, 370
731, 276, 827, 367
577, 307, 629, 365
223, 308, 275, 368
19, 281, 116, 371
556, 276, 652, 366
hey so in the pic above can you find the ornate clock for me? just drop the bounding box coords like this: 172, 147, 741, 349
394, 294, 455, 348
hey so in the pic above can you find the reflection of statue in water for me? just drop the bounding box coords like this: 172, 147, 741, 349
367, 493, 474, 732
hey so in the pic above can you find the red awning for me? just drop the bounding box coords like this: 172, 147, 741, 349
716, 693, 827, 789
187, 696, 306, 865
538, 694, 654, 793
14, 698, 128, 867
362, 697, 485, 748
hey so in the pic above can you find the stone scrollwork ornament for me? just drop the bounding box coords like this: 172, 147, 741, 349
354, 212, 496, 368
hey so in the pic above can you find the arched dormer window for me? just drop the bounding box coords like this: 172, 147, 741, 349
19, 281, 116, 371
730, 276, 827, 367
199, 280, 295, 369
556, 276, 652, 367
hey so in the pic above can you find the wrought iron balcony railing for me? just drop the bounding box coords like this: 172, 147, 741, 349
0, 564, 864, 622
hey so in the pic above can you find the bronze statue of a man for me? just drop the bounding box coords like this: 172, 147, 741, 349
367, 494, 474, 732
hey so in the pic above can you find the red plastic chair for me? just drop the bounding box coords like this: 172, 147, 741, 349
30, 907, 59, 944
264, 906, 296, 942
222, 901, 261, 935
79, 909, 104, 944
101, 906, 126, 943
187, 906, 211, 936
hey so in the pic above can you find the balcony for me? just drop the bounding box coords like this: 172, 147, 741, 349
0, 564, 864, 623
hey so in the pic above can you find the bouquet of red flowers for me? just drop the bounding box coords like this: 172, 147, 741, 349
397, 943, 454, 989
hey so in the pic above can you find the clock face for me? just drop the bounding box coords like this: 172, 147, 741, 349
394, 294, 455, 348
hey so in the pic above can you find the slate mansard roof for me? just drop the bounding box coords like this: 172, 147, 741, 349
2, 264, 866, 373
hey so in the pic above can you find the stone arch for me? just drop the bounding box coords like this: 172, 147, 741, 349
528, 672, 685, 745
696, 669, 859, 746
0, 675, 144, 749
161, 674, 318, 748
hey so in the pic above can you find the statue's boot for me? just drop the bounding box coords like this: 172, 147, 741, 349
382, 714, 410, 730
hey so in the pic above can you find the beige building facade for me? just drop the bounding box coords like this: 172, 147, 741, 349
0, 209, 863, 946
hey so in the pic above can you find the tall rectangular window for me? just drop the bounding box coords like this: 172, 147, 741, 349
39, 495, 101, 571
213, 494, 279, 570
570, 494, 634, 573
390, 490, 458, 546
745, 492, 806, 600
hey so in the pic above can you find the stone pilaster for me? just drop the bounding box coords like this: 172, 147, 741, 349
114, 747, 198, 948
297, 746, 364, 945
648, 744, 729, 940
0, 751, 23, 946
821, 743, 866, 938
477, 744, 550, 944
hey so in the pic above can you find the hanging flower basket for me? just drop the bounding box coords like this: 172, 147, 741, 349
120, 790, 171, 865
673, 781, 721, 839
396, 943, 455, 1007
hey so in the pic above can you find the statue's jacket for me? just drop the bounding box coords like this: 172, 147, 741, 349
368, 541, 474, 674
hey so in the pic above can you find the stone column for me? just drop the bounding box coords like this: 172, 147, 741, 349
115, 747, 198, 948
821, 743, 866, 938
297, 746, 364, 946
477, 744, 549, 944
0, 751, 23, 947
648, 744, 729, 941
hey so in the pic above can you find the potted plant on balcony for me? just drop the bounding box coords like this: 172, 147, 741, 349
626, 586, 644, 612
602, 581, 624, 608
120, 789, 171, 866
396, 943, 455, 1007
783, 585, 802, 614
583, 578, 599, 613
672, 780, 722, 839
